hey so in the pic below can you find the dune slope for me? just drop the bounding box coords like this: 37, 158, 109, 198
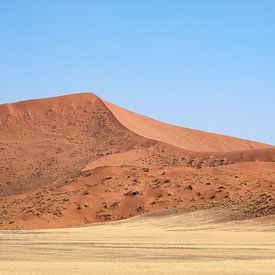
0, 93, 154, 196
1, 160, 275, 229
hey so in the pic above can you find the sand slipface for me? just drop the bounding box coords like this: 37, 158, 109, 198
0, 92, 274, 230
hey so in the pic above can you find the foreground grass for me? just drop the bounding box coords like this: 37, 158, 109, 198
1, 261, 275, 275
1, 209, 275, 275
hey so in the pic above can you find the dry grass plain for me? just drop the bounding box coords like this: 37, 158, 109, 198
1, 209, 275, 275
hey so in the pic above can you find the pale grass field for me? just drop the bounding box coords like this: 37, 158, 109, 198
1, 209, 275, 275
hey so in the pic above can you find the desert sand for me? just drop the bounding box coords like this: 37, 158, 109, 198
0, 92, 274, 274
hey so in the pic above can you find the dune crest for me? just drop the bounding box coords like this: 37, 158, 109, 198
102, 99, 272, 152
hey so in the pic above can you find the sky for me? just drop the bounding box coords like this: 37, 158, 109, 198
0, 0, 274, 145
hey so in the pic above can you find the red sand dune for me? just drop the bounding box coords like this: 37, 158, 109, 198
0, 93, 274, 229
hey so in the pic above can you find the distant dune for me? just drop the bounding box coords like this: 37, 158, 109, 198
0, 93, 274, 229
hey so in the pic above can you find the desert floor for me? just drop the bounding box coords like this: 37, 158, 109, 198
1, 209, 275, 275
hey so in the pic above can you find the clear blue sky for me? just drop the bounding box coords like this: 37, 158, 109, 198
0, 0, 274, 145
